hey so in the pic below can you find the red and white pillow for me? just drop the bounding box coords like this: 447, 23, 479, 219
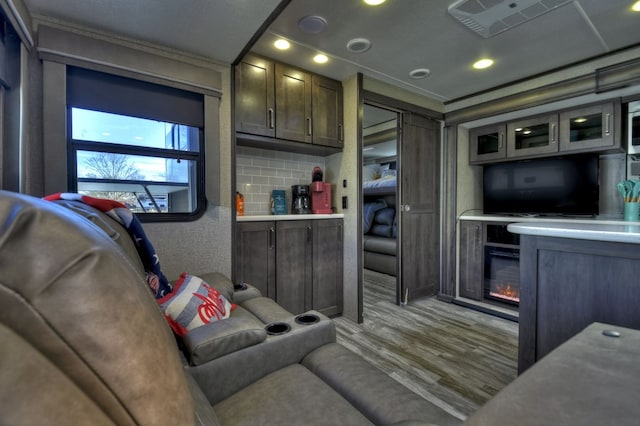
158, 273, 235, 336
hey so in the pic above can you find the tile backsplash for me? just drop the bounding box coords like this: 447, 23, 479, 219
236, 146, 326, 215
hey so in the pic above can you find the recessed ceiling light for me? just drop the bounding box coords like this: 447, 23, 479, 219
346, 38, 371, 53
313, 54, 329, 64
409, 68, 431, 79
274, 39, 290, 50
298, 15, 328, 34
364, 0, 386, 5
473, 58, 494, 70
633, 1, 640, 12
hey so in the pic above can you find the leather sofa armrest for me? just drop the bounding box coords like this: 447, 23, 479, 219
232, 284, 262, 304
182, 317, 267, 366
188, 311, 337, 405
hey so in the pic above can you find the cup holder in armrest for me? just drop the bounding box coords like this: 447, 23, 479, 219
295, 314, 320, 325
265, 322, 291, 336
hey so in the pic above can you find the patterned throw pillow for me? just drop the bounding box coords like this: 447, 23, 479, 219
158, 273, 235, 336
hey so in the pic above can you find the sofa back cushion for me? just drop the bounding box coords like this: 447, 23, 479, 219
0, 191, 195, 425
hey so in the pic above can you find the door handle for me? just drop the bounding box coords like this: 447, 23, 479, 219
307, 117, 312, 136
550, 123, 556, 143
604, 113, 611, 136
268, 108, 275, 129
269, 226, 275, 249
401, 204, 411, 212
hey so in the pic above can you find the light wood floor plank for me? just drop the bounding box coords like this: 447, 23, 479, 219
334, 269, 518, 421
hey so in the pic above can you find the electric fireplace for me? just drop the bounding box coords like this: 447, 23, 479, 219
484, 246, 520, 306
483, 224, 520, 307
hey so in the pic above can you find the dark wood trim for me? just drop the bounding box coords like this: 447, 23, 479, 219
356, 72, 364, 324
440, 124, 458, 299
362, 90, 444, 121
236, 132, 341, 157
231, 0, 292, 66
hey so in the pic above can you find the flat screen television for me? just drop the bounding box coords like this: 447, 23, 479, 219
483, 154, 599, 216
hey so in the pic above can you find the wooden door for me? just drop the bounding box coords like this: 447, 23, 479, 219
312, 76, 343, 148
276, 220, 313, 314
312, 219, 343, 316
399, 113, 441, 301
275, 64, 312, 143
235, 55, 275, 137
235, 221, 276, 298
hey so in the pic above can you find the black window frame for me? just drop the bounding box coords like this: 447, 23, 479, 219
66, 67, 207, 222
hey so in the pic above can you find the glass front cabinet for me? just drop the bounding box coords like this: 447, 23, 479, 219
469, 123, 506, 164
468, 100, 621, 165
559, 102, 616, 152
506, 114, 559, 159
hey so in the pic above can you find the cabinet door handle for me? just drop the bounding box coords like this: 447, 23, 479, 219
268, 108, 275, 129
499, 132, 504, 149
551, 123, 557, 143
307, 225, 312, 243
338, 124, 343, 141
269, 226, 275, 249
307, 117, 312, 136
604, 113, 611, 136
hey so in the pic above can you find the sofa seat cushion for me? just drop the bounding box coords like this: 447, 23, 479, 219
213, 364, 373, 426
302, 343, 462, 426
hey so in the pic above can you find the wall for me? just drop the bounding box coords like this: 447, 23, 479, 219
35, 22, 234, 281
236, 146, 326, 215
329, 74, 360, 322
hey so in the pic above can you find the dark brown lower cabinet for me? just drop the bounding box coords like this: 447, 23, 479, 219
236, 219, 343, 316
458, 220, 483, 300
518, 234, 640, 374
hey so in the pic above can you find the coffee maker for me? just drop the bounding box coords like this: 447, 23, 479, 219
311, 166, 332, 214
291, 185, 311, 214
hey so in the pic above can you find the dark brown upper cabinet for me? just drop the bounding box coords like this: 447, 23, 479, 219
235, 54, 343, 154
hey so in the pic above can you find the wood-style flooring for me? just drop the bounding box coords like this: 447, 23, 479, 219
333, 269, 519, 421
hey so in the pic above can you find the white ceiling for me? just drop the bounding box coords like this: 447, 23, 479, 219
20, 0, 640, 103
21, 0, 283, 64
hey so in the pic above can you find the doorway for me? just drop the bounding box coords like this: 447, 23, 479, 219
362, 103, 400, 303
360, 97, 442, 318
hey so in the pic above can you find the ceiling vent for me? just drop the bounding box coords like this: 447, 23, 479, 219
448, 0, 572, 38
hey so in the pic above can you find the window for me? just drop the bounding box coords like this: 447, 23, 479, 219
67, 67, 205, 221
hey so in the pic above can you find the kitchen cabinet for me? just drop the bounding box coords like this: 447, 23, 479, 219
517, 232, 640, 373
275, 220, 313, 314
312, 219, 343, 316
312, 76, 344, 148
506, 114, 559, 159
559, 102, 617, 152
469, 124, 506, 164
235, 221, 275, 298
235, 219, 343, 316
235, 55, 275, 138
275, 64, 312, 144
235, 54, 343, 152
468, 100, 622, 165
458, 220, 483, 300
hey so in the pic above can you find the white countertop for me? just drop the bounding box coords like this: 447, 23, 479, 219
459, 213, 637, 226
507, 222, 640, 244
237, 213, 344, 222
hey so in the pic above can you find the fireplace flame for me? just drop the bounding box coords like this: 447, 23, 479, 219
490, 283, 520, 303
